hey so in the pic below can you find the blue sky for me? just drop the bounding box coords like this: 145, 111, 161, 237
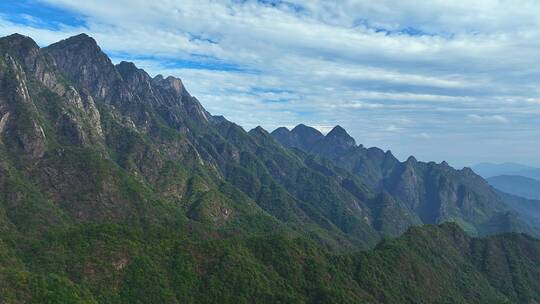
1, 0, 540, 167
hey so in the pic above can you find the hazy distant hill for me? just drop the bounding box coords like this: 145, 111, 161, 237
473, 162, 540, 180
488, 175, 540, 200
497, 191, 540, 232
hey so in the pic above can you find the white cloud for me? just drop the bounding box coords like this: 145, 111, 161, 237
467, 114, 509, 124
412, 132, 432, 139
1, 0, 540, 165
385, 125, 402, 132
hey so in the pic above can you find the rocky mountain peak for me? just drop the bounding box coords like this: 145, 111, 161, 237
0, 33, 46, 79
166, 76, 185, 95
291, 124, 324, 138
45, 34, 103, 62
58, 33, 99, 49
271, 126, 289, 137
44, 33, 121, 100
461, 167, 476, 175
152, 74, 185, 96
325, 125, 356, 147
0, 33, 39, 53
248, 126, 272, 142
405, 156, 418, 165
116, 61, 152, 89
270, 124, 324, 151
251, 126, 268, 134
116, 61, 138, 75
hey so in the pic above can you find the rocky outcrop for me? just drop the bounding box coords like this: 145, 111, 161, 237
0, 34, 60, 90
44, 34, 122, 101
0, 52, 47, 158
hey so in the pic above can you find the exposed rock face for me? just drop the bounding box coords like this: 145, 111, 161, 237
0, 34, 105, 152
116, 61, 155, 98
0, 52, 47, 158
0, 34, 59, 89
44, 34, 121, 101
0, 111, 10, 135
60, 87, 104, 145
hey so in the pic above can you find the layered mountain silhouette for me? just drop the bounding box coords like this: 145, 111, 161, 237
473, 162, 540, 180
272, 124, 539, 237
487, 175, 540, 200
0, 33, 539, 303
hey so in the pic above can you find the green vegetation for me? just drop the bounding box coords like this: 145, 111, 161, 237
0, 33, 539, 303
0, 222, 539, 303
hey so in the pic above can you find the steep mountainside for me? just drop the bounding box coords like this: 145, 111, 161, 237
497, 191, 540, 231
487, 175, 540, 200
272, 125, 538, 236
0, 33, 539, 303
0, 33, 393, 250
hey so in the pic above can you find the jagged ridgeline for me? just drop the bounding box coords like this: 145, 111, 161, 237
0, 33, 539, 303
271, 124, 540, 237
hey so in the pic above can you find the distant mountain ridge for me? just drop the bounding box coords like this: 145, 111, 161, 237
272, 124, 540, 237
473, 162, 540, 180
497, 191, 540, 232
487, 175, 540, 200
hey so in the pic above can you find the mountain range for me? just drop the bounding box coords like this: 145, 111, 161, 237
487, 175, 540, 200
472, 162, 540, 204
473, 162, 540, 180
0, 33, 539, 303
271, 124, 539, 237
